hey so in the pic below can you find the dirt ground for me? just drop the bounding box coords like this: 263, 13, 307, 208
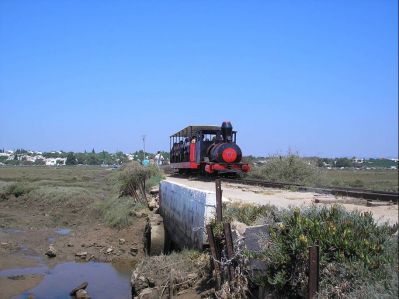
0, 197, 147, 298
0, 167, 147, 299
166, 176, 399, 225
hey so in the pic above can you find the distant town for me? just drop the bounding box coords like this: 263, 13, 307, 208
0, 149, 170, 167
0, 149, 397, 170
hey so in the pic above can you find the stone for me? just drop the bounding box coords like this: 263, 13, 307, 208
45, 245, 56, 258
244, 225, 269, 271
134, 211, 148, 218
149, 186, 159, 195
119, 238, 126, 245
130, 247, 138, 256
106, 247, 113, 254
75, 251, 88, 259
70, 281, 88, 296
131, 271, 155, 296
148, 200, 158, 211
75, 289, 91, 299
67, 243, 74, 247
138, 287, 159, 299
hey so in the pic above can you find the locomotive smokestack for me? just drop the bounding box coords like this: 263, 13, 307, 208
221, 121, 233, 142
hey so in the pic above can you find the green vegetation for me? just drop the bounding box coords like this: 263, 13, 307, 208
223, 202, 278, 225
224, 203, 398, 298
0, 182, 34, 199
248, 154, 322, 186
0, 164, 165, 227
95, 196, 146, 228
321, 169, 398, 192
247, 154, 398, 192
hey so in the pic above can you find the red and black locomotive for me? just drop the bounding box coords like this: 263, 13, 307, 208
170, 121, 250, 175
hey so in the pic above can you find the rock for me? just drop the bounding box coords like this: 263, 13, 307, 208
75, 289, 91, 299
131, 271, 155, 296
130, 247, 138, 256
148, 200, 158, 211
1, 242, 8, 246
187, 273, 197, 280
106, 247, 113, 254
119, 238, 126, 245
134, 211, 148, 218
138, 287, 159, 299
45, 245, 56, 258
75, 251, 88, 259
67, 243, 74, 247
70, 281, 88, 296
149, 186, 159, 195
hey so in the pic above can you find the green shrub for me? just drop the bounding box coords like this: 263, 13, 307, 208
248, 154, 321, 186
249, 205, 397, 298
145, 165, 165, 191
223, 202, 278, 225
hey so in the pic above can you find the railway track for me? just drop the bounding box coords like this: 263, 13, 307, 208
221, 178, 399, 202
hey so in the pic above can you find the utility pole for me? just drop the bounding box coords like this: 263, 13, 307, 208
141, 135, 146, 163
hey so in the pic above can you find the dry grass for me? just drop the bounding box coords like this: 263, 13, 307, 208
321, 169, 398, 192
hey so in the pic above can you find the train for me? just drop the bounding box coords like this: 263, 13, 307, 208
169, 121, 250, 175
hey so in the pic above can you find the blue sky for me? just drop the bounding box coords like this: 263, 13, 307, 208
0, 0, 397, 157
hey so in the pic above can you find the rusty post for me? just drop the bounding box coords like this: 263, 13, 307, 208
206, 224, 221, 289
215, 179, 222, 222
223, 222, 235, 280
308, 245, 319, 299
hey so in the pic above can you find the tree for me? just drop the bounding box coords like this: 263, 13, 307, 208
335, 158, 352, 168
115, 151, 128, 164
66, 152, 77, 165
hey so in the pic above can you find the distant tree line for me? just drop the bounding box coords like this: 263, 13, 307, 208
245, 155, 398, 169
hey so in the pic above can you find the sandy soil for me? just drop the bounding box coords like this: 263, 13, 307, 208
0, 194, 146, 298
166, 176, 398, 225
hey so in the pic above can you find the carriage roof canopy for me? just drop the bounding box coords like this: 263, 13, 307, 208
170, 125, 221, 138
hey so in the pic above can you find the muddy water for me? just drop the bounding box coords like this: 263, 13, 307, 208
5, 262, 132, 299
1, 227, 133, 299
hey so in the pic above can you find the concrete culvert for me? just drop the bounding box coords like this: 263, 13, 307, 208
143, 214, 165, 256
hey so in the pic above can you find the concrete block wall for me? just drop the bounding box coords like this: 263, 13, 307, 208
159, 180, 216, 250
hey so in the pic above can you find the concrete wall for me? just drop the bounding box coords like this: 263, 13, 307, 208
159, 180, 216, 250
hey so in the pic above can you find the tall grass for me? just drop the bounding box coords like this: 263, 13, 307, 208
95, 196, 146, 229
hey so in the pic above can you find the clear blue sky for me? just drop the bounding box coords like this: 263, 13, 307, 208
0, 0, 397, 157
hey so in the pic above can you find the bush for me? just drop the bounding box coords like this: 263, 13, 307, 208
248, 154, 321, 186
223, 202, 278, 225
117, 162, 165, 200
95, 163, 164, 228
0, 182, 34, 198
247, 205, 397, 298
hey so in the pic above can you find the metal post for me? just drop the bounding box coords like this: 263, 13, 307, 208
308, 245, 319, 299
223, 222, 235, 280
141, 134, 146, 164
215, 179, 222, 222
